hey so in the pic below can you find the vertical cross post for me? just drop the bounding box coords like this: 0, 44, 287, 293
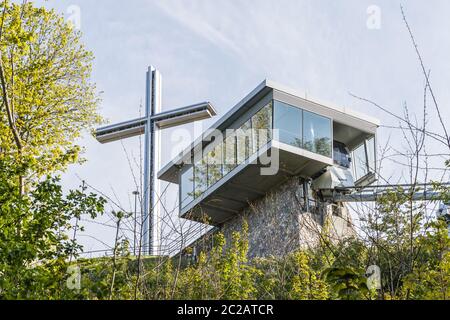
143, 66, 161, 255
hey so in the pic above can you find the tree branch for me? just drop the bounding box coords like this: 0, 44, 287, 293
0, 57, 22, 151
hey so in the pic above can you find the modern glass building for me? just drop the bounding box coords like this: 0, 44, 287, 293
158, 80, 379, 224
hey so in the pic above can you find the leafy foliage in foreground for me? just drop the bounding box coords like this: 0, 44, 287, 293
0, 159, 106, 299
0, 157, 448, 300
48, 217, 447, 300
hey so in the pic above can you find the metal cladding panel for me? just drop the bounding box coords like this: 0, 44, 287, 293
96, 125, 145, 143
155, 109, 213, 129
95, 116, 147, 143
151, 101, 216, 122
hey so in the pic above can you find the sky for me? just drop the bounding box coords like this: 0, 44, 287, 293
26, 0, 450, 256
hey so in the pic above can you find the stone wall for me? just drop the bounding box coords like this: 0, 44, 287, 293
219, 176, 355, 259
184, 176, 355, 260
220, 177, 304, 258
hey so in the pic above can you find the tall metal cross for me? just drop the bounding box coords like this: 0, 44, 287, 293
95, 66, 216, 255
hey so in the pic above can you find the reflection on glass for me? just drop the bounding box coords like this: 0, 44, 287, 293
194, 157, 207, 198
351, 136, 376, 182
223, 134, 237, 175
252, 102, 272, 152
273, 101, 302, 148
207, 142, 223, 187
180, 165, 194, 208
352, 143, 368, 181
333, 141, 351, 168
237, 119, 252, 163
303, 110, 332, 157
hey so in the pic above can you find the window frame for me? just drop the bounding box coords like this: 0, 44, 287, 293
351, 135, 376, 182
180, 164, 194, 209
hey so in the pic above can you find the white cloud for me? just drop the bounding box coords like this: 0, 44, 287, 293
154, 1, 246, 59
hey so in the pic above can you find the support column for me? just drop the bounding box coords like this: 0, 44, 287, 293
142, 67, 153, 254
150, 69, 162, 255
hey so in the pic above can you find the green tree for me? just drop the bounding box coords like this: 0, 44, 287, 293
402, 220, 450, 299
0, 158, 106, 299
323, 267, 369, 300
217, 222, 257, 299
253, 250, 330, 300
0, 1, 106, 299
290, 251, 329, 300
170, 221, 257, 300
0, 1, 101, 192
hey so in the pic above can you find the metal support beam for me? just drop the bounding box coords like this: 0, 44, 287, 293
143, 66, 162, 255
333, 190, 443, 203
327, 183, 450, 203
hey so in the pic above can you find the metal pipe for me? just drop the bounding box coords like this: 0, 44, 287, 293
142, 66, 154, 255
332, 190, 445, 203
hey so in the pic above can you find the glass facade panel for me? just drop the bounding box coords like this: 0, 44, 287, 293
333, 141, 351, 168
237, 119, 252, 164
207, 142, 223, 187
194, 157, 208, 198
252, 102, 272, 152
273, 101, 302, 148
223, 134, 237, 175
303, 110, 332, 157
180, 165, 194, 208
351, 136, 376, 182
352, 143, 368, 181
183, 98, 339, 209
366, 137, 376, 172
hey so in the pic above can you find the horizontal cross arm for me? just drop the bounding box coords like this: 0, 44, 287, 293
96, 116, 147, 144
95, 102, 217, 144
152, 102, 216, 129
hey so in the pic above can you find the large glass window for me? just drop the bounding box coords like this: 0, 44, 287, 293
237, 119, 252, 164
180, 165, 194, 208
351, 136, 376, 182
207, 142, 223, 187
252, 102, 272, 152
352, 143, 368, 181
223, 134, 237, 175
273, 101, 302, 148
303, 110, 332, 157
194, 157, 208, 198
366, 136, 376, 172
